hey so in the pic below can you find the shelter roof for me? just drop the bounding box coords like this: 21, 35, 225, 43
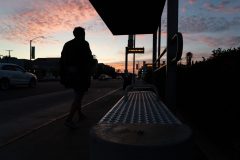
89, 0, 166, 35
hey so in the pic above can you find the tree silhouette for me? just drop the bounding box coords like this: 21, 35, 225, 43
186, 52, 193, 66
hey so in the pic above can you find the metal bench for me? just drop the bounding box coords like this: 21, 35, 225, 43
90, 84, 192, 160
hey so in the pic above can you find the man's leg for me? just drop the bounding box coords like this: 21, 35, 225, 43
65, 90, 84, 128
66, 90, 84, 122
75, 91, 86, 120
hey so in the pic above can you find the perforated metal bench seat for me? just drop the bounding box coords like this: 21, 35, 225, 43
90, 89, 193, 160
99, 91, 181, 125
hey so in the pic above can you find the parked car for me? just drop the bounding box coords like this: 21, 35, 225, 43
98, 74, 112, 80
0, 63, 37, 90
116, 75, 123, 80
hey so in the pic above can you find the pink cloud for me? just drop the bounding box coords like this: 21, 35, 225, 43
182, 5, 187, 13
178, 16, 240, 34
0, 0, 97, 43
188, 0, 197, 5
192, 35, 240, 48
181, 0, 196, 13
203, 1, 240, 13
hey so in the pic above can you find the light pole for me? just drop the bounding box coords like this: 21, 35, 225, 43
30, 36, 44, 60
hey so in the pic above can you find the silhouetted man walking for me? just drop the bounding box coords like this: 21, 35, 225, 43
60, 26, 93, 129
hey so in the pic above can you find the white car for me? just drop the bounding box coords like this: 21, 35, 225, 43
0, 63, 37, 90
98, 74, 112, 80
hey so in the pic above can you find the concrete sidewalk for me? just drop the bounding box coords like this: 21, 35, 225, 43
0, 89, 124, 160
0, 88, 208, 160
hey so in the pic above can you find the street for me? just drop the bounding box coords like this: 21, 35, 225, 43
0, 79, 123, 147
0, 80, 67, 102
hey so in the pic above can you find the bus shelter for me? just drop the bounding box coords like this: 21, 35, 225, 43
89, 0, 182, 110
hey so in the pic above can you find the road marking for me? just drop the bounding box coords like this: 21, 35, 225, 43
0, 88, 121, 149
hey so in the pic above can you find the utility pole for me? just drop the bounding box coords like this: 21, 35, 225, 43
6, 50, 13, 57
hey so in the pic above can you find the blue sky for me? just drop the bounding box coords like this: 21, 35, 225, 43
0, 0, 239, 70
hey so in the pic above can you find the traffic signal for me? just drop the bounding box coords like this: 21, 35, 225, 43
31, 46, 35, 59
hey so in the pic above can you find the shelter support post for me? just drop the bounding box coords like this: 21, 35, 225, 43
125, 47, 128, 74
166, 0, 178, 112
158, 24, 161, 68
152, 31, 157, 70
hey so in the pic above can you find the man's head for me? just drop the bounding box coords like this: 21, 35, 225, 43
73, 26, 85, 40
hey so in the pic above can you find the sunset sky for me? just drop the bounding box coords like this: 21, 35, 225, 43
0, 0, 239, 71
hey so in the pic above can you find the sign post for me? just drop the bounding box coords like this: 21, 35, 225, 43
124, 35, 145, 85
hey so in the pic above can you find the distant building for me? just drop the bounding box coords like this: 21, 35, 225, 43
33, 58, 59, 69
33, 58, 60, 80
0, 56, 32, 70
0, 56, 61, 80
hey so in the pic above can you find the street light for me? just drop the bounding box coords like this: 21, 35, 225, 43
30, 36, 44, 60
